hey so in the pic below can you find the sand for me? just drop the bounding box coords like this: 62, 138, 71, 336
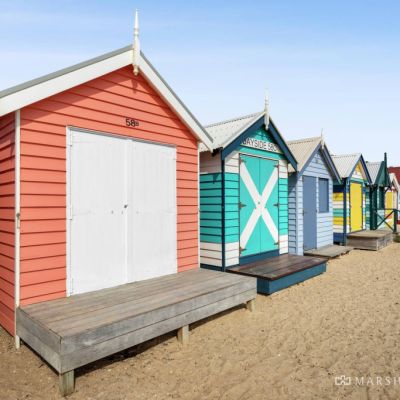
1, 244, 400, 400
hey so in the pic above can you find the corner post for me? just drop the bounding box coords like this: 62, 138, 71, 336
246, 299, 255, 312
177, 325, 189, 344
59, 370, 75, 396
14, 110, 21, 349
221, 155, 226, 272
343, 178, 348, 245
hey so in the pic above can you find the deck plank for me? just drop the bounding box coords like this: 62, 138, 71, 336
17, 269, 257, 377
304, 245, 353, 258
50, 274, 253, 336
347, 230, 393, 250
59, 289, 255, 373
60, 281, 254, 353
24, 269, 217, 317
347, 230, 392, 238
229, 254, 326, 280
35, 270, 228, 324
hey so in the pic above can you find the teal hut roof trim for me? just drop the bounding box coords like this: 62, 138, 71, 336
366, 161, 390, 187
203, 111, 297, 169
201, 112, 262, 151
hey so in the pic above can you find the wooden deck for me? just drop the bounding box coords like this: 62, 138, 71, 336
304, 244, 353, 259
228, 254, 327, 294
16, 269, 256, 396
347, 230, 393, 250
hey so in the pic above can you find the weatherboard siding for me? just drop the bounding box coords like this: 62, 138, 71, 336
333, 162, 369, 243
18, 66, 199, 306
312, 153, 334, 249
288, 174, 302, 254
278, 160, 289, 254
333, 187, 347, 243
199, 129, 289, 268
365, 186, 370, 229
383, 189, 397, 228
288, 150, 333, 255
0, 112, 15, 335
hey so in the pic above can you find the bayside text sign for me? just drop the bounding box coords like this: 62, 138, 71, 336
241, 137, 282, 154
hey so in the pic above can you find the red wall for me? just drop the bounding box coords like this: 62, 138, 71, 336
389, 167, 400, 183
0, 113, 15, 334
19, 66, 199, 307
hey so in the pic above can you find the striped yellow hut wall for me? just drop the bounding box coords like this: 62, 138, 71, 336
333, 191, 344, 233
333, 192, 350, 234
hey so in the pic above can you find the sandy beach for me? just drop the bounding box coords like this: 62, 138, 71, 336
1, 243, 400, 400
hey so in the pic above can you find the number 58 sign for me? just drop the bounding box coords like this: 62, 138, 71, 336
125, 117, 140, 127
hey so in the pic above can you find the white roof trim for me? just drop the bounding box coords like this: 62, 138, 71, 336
139, 54, 213, 150
390, 172, 400, 191
0, 46, 213, 150
0, 49, 131, 116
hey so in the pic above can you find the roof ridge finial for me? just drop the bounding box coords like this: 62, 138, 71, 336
264, 88, 270, 130
320, 128, 325, 148
133, 9, 140, 75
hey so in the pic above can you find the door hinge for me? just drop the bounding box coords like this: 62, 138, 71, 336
239, 202, 246, 209
239, 246, 246, 254
67, 205, 73, 220
274, 202, 279, 207
67, 133, 73, 147
16, 212, 20, 230
275, 241, 279, 245
239, 157, 246, 164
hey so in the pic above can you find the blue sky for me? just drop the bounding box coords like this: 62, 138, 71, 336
1, 0, 399, 164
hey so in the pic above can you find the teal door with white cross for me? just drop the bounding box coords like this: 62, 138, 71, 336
239, 154, 279, 257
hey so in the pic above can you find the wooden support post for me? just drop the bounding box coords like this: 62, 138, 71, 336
177, 325, 189, 345
59, 370, 75, 397
246, 299, 255, 312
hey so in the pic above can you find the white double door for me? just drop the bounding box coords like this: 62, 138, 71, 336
68, 129, 177, 295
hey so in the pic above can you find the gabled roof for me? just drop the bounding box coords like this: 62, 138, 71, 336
332, 153, 361, 178
389, 166, 400, 184
389, 172, 400, 192
366, 160, 390, 187
0, 45, 213, 150
202, 111, 297, 168
286, 136, 341, 181
366, 162, 382, 184
287, 136, 321, 172
331, 153, 371, 182
202, 112, 261, 152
